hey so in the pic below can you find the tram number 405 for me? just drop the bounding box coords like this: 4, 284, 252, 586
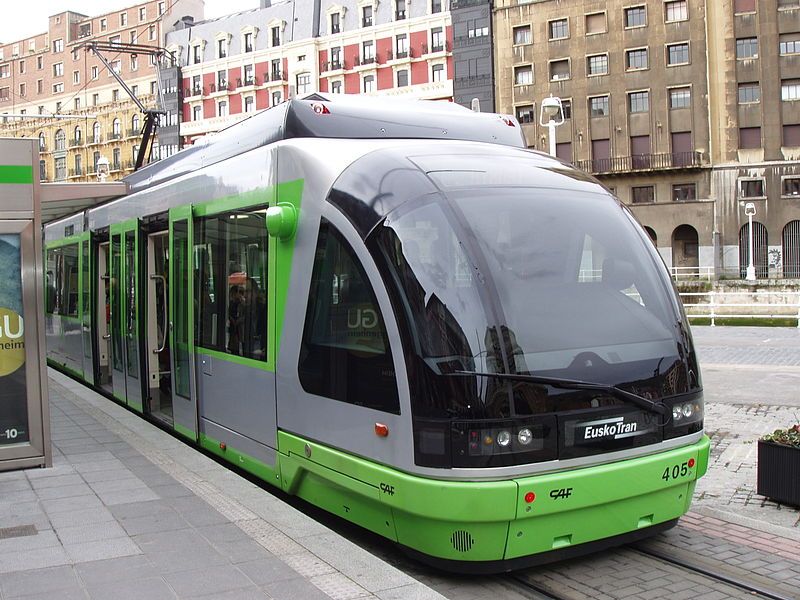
662, 461, 692, 482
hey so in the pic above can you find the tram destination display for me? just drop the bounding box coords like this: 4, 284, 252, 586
0, 234, 28, 445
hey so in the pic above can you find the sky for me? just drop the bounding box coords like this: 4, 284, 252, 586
0, 1, 261, 44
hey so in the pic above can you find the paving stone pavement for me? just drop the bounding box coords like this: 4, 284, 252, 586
0, 370, 444, 600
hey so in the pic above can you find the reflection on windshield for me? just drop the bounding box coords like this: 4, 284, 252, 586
375, 187, 694, 419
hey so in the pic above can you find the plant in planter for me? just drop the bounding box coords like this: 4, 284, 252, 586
757, 424, 800, 507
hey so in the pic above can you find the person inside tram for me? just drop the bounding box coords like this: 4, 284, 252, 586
227, 285, 243, 355
241, 277, 266, 359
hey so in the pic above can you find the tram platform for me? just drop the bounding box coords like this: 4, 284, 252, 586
0, 369, 444, 600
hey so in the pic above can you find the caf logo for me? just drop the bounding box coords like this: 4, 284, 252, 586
0, 308, 25, 377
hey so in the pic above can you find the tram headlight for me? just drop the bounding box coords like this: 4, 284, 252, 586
665, 395, 704, 439
496, 430, 512, 448
517, 428, 533, 446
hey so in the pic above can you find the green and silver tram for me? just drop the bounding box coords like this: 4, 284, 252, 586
45, 95, 709, 572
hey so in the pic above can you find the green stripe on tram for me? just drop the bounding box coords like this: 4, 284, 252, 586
0, 165, 34, 184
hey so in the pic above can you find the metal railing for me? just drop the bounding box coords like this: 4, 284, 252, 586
670, 266, 715, 281
679, 291, 800, 328
575, 151, 703, 175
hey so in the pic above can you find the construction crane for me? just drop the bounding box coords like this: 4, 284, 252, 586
79, 41, 175, 170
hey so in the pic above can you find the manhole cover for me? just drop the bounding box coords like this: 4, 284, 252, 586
0, 524, 37, 540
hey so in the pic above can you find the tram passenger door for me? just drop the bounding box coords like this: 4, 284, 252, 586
146, 231, 172, 425
110, 221, 144, 413
169, 207, 198, 440
96, 241, 113, 394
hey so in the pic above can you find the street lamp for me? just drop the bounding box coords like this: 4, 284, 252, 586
744, 202, 757, 281
96, 156, 110, 183
539, 94, 564, 157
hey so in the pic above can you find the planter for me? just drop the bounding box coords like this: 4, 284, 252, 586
757, 439, 800, 507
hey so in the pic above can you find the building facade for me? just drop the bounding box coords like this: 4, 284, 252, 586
493, 0, 800, 279
167, 0, 453, 141
0, 0, 203, 182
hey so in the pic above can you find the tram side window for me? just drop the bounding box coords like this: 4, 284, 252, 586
194, 207, 269, 362
45, 244, 79, 317
299, 221, 400, 414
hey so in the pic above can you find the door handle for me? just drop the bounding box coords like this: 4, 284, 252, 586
102, 334, 111, 340
150, 274, 168, 354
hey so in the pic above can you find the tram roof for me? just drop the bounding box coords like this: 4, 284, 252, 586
124, 95, 526, 194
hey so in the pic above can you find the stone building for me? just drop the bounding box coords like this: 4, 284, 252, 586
166, 0, 453, 141
0, 0, 203, 182
492, 0, 800, 279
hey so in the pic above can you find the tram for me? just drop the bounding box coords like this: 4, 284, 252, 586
44, 95, 710, 572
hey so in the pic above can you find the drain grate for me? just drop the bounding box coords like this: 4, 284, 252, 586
0, 524, 37, 540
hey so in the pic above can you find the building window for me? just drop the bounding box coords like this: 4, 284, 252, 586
665, 0, 688, 22
362, 40, 374, 62
624, 6, 646, 28
667, 43, 690, 66
782, 79, 800, 101
54, 129, 66, 151
296, 72, 311, 94
192, 75, 201, 94
561, 99, 572, 119
550, 59, 570, 81
149, 25, 156, 41
100, 18, 107, 31
53, 82, 64, 93
514, 65, 533, 85
242, 64, 254, 85
91, 66, 98, 80
242, 96, 254, 114
363, 74, 375, 93
244, 32, 254, 52
18, 60, 24, 74
782, 177, 800, 196
92, 122, 101, 143
626, 48, 648, 70
91, 93, 98, 106
397, 69, 409, 87
548, 18, 568, 40
362, 6, 373, 27
139, 7, 147, 20
329, 47, 341, 69
432, 63, 445, 82
669, 87, 691, 108
158, 2, 165, 15
739, 179, 765, 198
112, 89, 120, 102
53, 62, 64, 77
738, 82, 760, 103
331, 13, 341, 34
271, 59, 281, 80
432, 0, 442, 13
629, 91, 650, 113
396, 34, 408, 57
396, 0, 406, 20
513, 25, 531, 45
516, 104, 534, 123
74, 154, 82, 176
217, 101, 228, 117
672, 184, 697, 201
331, 80, 342, 93
192, 45, 202, 64
783, 124, 800, 146
120, 12, 127, 26
53, 38, 64, 53
779, 34, 800, 55
218, 69, 229, 89
37, 56, 43, 70
739, 127, 761, 149
736, 37, 758, 59
431, 27, 444, 52
468, 20, 489, 38
192, 105, 201, 120
734, 0, 757, 13
585, 12, 607, 35
217, 38, 228, 59
590, 95, 609, 117
632, 186, 655, 204
269, 26, 280, 47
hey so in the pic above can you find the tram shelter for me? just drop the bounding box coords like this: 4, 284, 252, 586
0, 137, 125, 472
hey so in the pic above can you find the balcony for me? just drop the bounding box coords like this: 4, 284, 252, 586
126, 128, 139, 138
109, 132, 122, 140
68, 168, 82, 178
575, 151, 704, 175
69, 138, 83, 147
88, 135, 102, 145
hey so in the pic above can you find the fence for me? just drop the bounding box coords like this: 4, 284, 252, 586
670, 266, 714, 281
679, 291, 800, 328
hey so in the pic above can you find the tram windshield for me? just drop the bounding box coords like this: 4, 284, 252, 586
373, 184, 697, 420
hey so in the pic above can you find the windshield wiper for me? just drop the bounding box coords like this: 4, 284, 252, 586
451, 370, 668, 416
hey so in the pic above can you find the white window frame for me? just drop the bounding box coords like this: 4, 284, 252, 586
666, 41, 690, 66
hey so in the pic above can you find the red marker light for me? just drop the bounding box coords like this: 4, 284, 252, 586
524, 492, 536, 503
688, 458, 695, 468
219, 442, 227, 451
374, 423, 389, 437
311, 102, 330, 115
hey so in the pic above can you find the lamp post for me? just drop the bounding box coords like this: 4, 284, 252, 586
96, 156, 110, 183
539, 94, 564, 157
744, 202, 756, 281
